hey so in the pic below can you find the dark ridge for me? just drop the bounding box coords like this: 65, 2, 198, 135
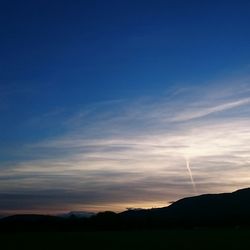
1, 187, 250, 231
1, 214, 61, 222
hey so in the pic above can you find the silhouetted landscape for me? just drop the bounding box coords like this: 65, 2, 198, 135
1, 188, 250, 249
1, 188, 250, 231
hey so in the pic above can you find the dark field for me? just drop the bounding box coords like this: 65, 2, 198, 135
1, 229, 250, 250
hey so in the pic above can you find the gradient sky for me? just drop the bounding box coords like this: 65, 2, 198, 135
1, 0, 250, 215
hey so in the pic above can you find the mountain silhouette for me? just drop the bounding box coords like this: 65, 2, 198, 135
121, 187, 250, 227
1, 187, 250, 231
58, 211, 95, 218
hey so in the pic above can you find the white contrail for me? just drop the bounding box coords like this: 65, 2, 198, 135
185, 158, 197, 194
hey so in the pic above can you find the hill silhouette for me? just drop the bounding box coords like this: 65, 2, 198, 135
1, 187, 250, 231
121, 187, 250, 227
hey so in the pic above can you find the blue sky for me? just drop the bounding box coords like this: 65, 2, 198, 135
1, 0, 250, 214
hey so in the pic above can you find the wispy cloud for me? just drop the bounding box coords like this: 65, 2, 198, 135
1, 76, 250, 213
172, 97, 250, 122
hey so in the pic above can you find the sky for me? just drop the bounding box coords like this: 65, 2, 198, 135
0, 0, 250, 215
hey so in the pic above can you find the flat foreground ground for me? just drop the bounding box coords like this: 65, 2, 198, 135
1, 229, 250, 250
